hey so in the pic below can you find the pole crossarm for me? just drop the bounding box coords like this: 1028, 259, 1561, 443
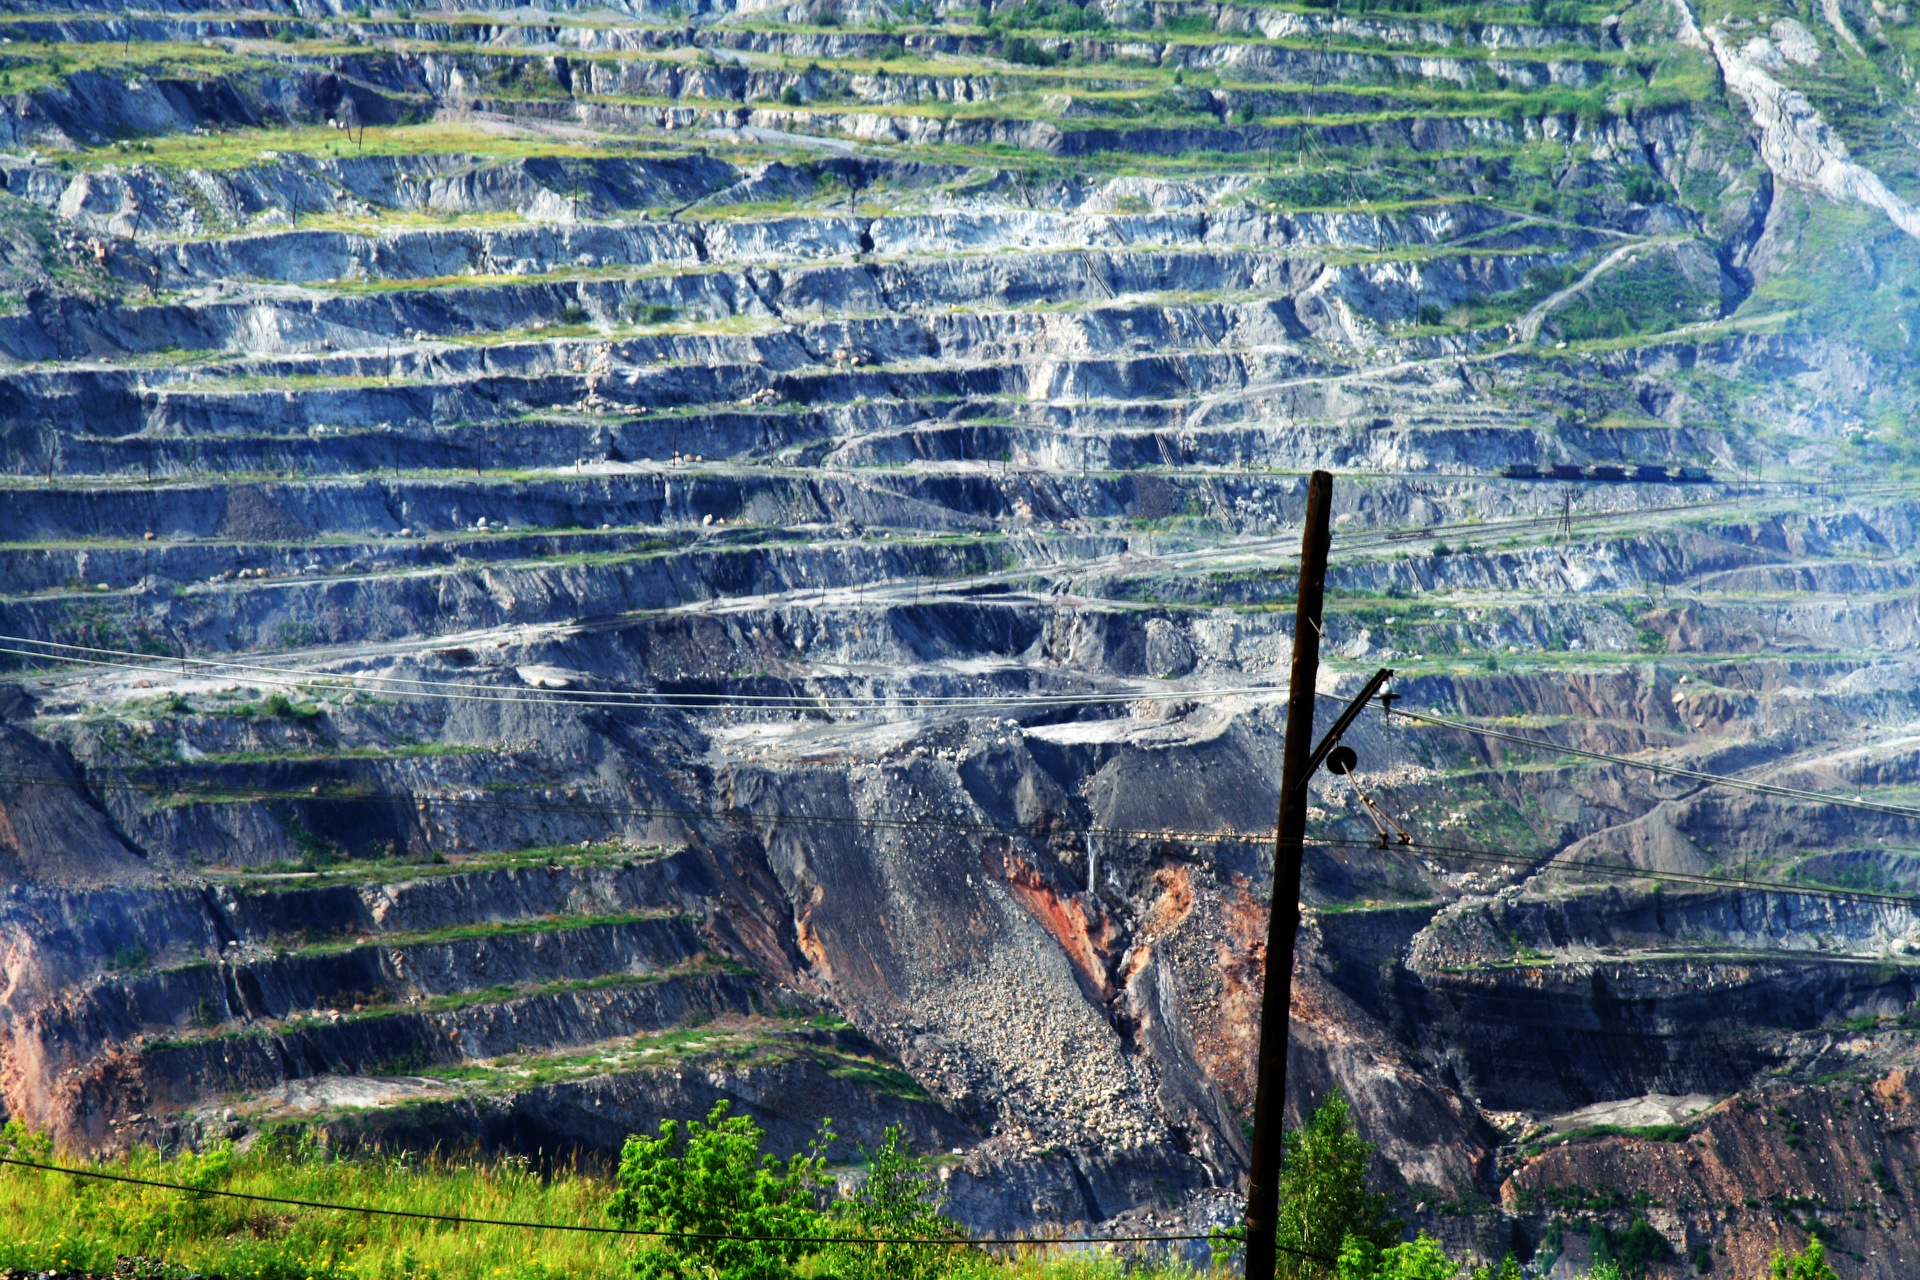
1297, 667, 1394, 796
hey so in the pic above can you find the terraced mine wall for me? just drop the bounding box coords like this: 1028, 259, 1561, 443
6, 0, 1920, 1270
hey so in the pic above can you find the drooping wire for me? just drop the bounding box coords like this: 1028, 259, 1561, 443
1393, 705, 1920, 824
0, 764, 1915, 914
0, 1156, 1329, 1259
0, 635, 1285, 713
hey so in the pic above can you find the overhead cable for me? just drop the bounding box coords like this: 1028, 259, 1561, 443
0, 766, 1916, 914
0, 1156, 1319, 1256
1329, 837, 1920, 912
0, 636, 1287, 712
1395, 707, 1920, 824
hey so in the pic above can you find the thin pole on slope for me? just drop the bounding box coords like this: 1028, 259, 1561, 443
1244, 649, 1396, 1280
1244, 469, 1334, 1280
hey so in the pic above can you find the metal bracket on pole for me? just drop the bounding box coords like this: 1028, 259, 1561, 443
1299, 666, 1394, 793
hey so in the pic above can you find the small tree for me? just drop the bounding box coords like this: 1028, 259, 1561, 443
1468, 1256, 1523, 1280
608, 1101, 833, 1280
1767, 1237, 1838, 1280
1280, 1092, 1403, 1279
1337, 1231, 1459, 1280
823, 1125, 970, 1280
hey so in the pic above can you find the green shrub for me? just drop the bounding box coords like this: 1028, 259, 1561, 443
1589, 1215, 1673, 1279
1277, 1093, 1401, 1278
1336, 1231, 1466, 1279
624, 299, 679, 324
1553, 248, 1718, 342
1622, 172, 1669, 205
263, 692, 320, 722
609, 1101, 835, 1280
1766, 1238, 1838, 1280
991, 0, 1105, 32
284, 813, 345, 871
1002, 37, 1057, 66
820, 1127, 972, 1280
108, 942, 151, 972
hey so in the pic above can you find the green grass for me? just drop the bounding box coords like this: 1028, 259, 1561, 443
1551, 1123, 1693, 1144
206, 840, 666, 888
0, 1133, 635, 1280
282, 910, 684, 958
162, 742, 494, 768
65, 120, 681, 173
139, 965, 726, 1057
413, 1023, 756, 1088
406, 1014, 911, 1098
0, 1127, 1234, 1280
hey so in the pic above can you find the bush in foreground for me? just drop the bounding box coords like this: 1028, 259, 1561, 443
0, 1109, 1845, 1280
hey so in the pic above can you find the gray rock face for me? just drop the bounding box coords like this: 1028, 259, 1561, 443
3, 0, 1920, 1268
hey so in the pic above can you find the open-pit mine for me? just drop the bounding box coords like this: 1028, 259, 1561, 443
3, 0, 1920, 1274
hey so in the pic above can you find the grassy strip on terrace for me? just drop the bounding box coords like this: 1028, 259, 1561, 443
134, 743, 494, 768
1519, 1124, 1695, 1159
205, 840, 669, 888
719, 18, 1626, 64
281, 909, 686, 958
291, 209, 533, 236
0, 38, 282, 96
413, 1013, 925, 1098
139, 960, 737, 1055
315, 261, 701, 296
414, 1021, 779, 1088
60, 120, 687, 172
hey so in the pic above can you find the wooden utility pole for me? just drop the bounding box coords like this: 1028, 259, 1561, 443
1244, 468, 1334, 1280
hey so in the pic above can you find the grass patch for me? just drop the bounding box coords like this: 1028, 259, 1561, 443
268, 910, 683, 958
0, 1118, 1239, 1280
205, 841, 667, 888
1554, 1123, 1693, 1144
140, 966, 724, 1057
0, 1128, 643, 1280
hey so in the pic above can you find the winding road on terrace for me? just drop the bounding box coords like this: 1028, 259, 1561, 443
2, 0, 1920, 1274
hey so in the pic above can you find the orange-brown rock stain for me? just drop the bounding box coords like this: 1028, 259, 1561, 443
1209, 875, 1270, 1106
794, 911, 835, 984
1118, 862, 1269, 1109
983, 844, 1122, 999
1506, 1074, 1920, 1279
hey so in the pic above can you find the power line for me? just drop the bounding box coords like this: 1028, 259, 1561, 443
1329, 837, 1920, 912
0, 636, 1287, 713
5, 481, 1901, 704
0, 1156, 1327, 1258
1, 763, 1916, 915
13, 642, 1920, 863
0, 480, 1903, 714
0, 767, 1265, 847
1394, 706, 1920, 824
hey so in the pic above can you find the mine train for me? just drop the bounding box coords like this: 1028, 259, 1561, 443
1502, 463, 1715, 483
